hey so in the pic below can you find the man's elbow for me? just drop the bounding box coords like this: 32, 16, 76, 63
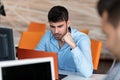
82, 70, 93, 78
78, 66, 93, 78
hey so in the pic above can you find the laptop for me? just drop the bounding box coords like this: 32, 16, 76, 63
0, 57, 55, 80
17, 48, 59, 80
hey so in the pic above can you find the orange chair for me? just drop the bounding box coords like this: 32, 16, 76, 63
18, 32, 45, 50
91, 39, 102, 70
28, 21, 46, 32
80, 29, 89, 35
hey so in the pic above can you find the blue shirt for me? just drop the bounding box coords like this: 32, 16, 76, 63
105, 62, 120, 80
35, 27, 93, 77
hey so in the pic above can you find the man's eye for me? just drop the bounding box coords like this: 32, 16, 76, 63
58, 26, 62, 28
50, 26, 55, 28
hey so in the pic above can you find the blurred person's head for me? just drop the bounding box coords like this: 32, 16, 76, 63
48, 5, 70, 40
97, 0, 120, 60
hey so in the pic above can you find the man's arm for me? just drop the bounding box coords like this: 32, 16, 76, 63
62, 32, 76, 49
62, 32, 93, 77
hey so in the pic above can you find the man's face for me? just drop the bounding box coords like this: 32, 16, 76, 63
102, 11, 120, 59
49, 21, 70, 40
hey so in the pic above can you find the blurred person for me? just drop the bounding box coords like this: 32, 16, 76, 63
97, 0, 120, 79
36, 5, 93, 77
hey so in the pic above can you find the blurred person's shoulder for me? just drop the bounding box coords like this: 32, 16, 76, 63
105, 62, 120, 80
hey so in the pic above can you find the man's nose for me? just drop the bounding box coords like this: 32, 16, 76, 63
55, 28, 58, 33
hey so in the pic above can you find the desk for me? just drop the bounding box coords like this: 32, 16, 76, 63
59, 70, 107, 80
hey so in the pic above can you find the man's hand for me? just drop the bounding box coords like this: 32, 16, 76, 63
62, 32, 76, 49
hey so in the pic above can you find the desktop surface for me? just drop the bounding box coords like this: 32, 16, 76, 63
59, 70, 107, 80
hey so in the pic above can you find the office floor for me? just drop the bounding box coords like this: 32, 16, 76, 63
94, 59, 114, 74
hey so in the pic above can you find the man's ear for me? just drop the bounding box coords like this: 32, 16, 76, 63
102, 11, 108, 24
67, 20, 71, 27
117, 22, 120, 38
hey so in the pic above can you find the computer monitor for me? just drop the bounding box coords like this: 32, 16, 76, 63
0, 27, 15, 61
0, 57, 55, 80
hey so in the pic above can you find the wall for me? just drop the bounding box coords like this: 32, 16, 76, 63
0, 0, 112, 58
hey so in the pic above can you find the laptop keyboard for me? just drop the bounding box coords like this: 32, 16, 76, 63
59, 74, 68, 80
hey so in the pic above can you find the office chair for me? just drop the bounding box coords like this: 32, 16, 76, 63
91, 39, 102, 70
80, 29, 89, 35
18, 32, 45, 50
27, 21, 46, 32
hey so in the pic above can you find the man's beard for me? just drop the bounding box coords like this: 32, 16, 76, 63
54, 33, 62, 40
53, 27, 68, 40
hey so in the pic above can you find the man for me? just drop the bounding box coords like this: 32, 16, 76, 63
97, 0, 120, 79
36, 5, 93, 77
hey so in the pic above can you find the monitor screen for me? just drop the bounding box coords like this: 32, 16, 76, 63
0, 28, 15, 61
0, 57, 55, 80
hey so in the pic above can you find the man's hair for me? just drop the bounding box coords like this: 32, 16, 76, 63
48, 5, 69, 22
97, 0, 120, 27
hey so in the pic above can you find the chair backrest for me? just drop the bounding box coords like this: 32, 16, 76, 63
80, 29, 89, 35
91, 39, 102, 70
28, 21, 46, 32
18, 32, 45, 50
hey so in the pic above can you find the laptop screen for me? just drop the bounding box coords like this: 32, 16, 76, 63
0, 57, 55, 80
